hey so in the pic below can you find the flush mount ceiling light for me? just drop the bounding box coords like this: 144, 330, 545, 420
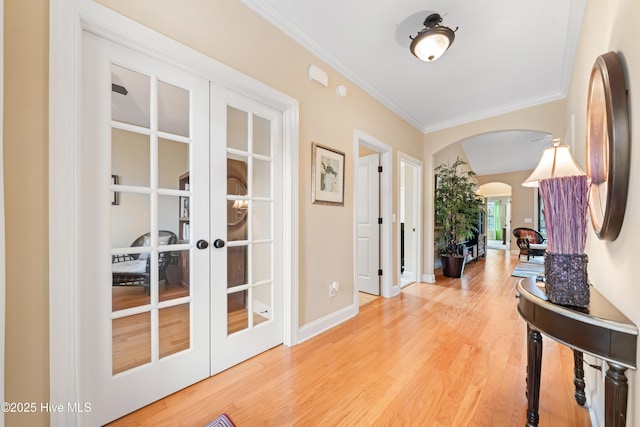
409, 13, 457, 62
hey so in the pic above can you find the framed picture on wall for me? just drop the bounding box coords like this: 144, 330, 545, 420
311, 143, 345, 206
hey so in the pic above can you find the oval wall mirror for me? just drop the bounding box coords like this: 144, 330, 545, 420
586, 51, 630, 241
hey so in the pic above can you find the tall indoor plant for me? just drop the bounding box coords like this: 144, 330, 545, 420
434, 157, 484, 278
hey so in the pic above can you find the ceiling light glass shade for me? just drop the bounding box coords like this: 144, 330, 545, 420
523, 139, 586, 187
410, 13, 456, 62
410, 28, 454, 61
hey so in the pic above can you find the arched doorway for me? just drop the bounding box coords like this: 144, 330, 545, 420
478, 183, 512, 251
429, 129, 555, 275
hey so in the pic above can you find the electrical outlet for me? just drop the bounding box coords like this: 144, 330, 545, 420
329, 281, 339, 297
329, 283, 336, 297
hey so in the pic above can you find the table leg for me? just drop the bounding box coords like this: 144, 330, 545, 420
573, 350, 586, 406
605, 362, 628, 427
525, 325, 543, 427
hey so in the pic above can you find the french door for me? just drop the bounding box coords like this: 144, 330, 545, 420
210, 89, 284, 375
81, 31, 283, 425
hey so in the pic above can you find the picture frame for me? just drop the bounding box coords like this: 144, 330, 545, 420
311, 142, 345, 206
111, 174, 120, 205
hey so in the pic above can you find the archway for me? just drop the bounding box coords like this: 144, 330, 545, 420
427, 121, 562, 279
478, 182, 512, 251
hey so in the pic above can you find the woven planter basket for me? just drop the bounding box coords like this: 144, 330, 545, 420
544, 253, 589, 307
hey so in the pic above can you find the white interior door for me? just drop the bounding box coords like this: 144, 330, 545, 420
81, 32, 211, 425
210, 88, 284, 374
357, 154, 380, 295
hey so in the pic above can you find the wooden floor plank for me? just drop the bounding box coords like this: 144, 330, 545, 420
108, 249, 591, 426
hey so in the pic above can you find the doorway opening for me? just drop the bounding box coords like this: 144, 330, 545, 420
478, 183, 512, 252
399, 152, 423, 287
353, 130, 394, 305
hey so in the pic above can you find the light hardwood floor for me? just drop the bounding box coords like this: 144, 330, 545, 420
109, 249, 592, 426
112, 284, 267, 374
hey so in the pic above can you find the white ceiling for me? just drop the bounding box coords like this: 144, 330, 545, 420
460, 130, 551, 175
242, 0, 587, 174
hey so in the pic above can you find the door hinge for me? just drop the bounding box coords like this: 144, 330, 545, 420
378, 217, 383, 225
378, 269, 383, 276
378, 165, 383, 173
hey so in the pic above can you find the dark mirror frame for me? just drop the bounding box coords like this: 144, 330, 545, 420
586, 51, 630, 241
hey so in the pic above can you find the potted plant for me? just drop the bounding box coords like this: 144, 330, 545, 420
434, 157, 484, 278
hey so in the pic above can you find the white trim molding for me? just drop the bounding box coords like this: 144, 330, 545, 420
297, 304, 358, 343
50, 1, 299, 425
423, 153, 436, 283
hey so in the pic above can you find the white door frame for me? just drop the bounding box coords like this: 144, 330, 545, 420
353, 130, 395, 300
49, 2, 299, 425
398, 152, 423, 287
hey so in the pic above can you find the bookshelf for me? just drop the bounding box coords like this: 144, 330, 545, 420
178, 172, 190, 241
178, 172, 190, 288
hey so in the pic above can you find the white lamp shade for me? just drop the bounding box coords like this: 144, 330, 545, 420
523, 141, 585, 187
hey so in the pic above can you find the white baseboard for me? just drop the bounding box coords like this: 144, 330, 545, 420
422, 273, 435, 283
297, 303, 358, 343
252, 300, 271, 318
387, 285, 401, 298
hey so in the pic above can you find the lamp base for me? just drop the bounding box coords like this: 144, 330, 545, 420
544, 252, 589, 307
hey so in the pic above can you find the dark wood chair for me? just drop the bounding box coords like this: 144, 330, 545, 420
513, 227, 547, 259
516, 237, 532, 260
112, 230, 177, 292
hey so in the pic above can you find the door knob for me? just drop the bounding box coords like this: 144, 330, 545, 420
213, 239, 225, 249
196, 239, 209, 249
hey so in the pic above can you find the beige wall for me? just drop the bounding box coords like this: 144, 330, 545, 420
433, 141, 469, 166
4, 1, 423, 424
4, 0, 50, 426
564, 0, 640, 423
